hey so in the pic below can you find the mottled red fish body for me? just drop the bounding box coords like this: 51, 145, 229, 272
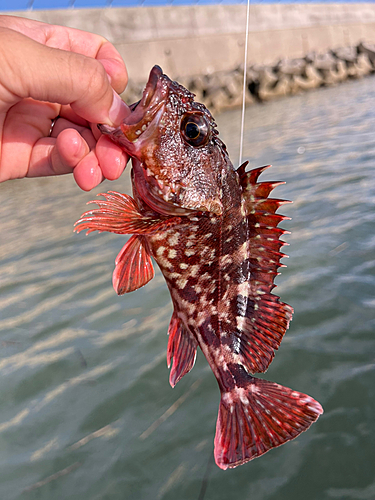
75, 66, 323, 469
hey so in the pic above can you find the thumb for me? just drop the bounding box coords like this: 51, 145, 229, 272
0, 27, 129, 126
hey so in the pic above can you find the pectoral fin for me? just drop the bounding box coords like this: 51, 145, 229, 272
74, 191, 177, 235
113, 235, 154, 294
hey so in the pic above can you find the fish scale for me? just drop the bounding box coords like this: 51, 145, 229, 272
75, 65, 323, 470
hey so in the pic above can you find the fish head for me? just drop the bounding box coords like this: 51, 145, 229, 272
99, 65, 229, 216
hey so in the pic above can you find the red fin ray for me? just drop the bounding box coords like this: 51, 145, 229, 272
252, 213, 290, 228
249, 249, 288, 265
250, 234, 288, 253
74, 191, 177, 235
167, 313, 198, 388
258, 297, 294, 326
249, 270, 279, 286
235, 296, 293, 373
232, 165, 294, 373
236, 161, 249, 177
241, 165, 291, 278
255, 312, 290, 332
247, 181, 286, 199
256, 225, 289, 235
214, 376, 323, 470
235, 333, 274, 371
238, 164, 270, 184
112, 235, 154, 294
247, 198, 292, 215
249, 280, 279, 295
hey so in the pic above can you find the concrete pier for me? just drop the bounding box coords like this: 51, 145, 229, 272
7, 4, 375, 83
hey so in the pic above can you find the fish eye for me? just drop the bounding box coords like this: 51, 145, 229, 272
180, 112, 210, 147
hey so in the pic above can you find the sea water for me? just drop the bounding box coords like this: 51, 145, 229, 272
0, 76, 374, 500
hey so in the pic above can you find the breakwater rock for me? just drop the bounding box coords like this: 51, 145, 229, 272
124, 42, 375, 113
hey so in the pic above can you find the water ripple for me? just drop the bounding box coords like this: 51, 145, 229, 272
0, 76, 375, 500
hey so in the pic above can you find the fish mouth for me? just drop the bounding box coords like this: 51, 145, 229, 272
98, 65, 167, 156
99, 66, 223, 217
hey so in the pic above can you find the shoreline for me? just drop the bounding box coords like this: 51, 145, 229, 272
124, 42, 375, 112
9, 4, 375, 77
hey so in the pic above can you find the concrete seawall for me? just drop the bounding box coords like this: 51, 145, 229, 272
8, 3, 375, 84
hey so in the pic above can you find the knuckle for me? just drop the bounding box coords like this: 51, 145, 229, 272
82, 57, 108, 98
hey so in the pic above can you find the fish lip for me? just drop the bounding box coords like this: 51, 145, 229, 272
142, 65, 163, 108
123, 66, 164, 126
98, 66, 167, 156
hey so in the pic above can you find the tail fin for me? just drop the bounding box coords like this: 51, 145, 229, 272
214, 376, 323, 470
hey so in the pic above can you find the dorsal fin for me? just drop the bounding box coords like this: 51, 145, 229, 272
238, 163, 269, 185
234, 165, 293, 373
236, 160, 249, 177
240, 165, 292, 289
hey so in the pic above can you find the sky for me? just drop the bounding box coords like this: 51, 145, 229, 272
1, 0, 373, 13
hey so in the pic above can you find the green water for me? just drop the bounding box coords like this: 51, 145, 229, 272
0, 76, 374, 500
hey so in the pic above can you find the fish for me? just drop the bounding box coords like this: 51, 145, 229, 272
75, 65, 323, 470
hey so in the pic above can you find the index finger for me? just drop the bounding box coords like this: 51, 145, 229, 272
0, 16, 127, 94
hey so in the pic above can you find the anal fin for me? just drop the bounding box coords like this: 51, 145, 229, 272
167, 312, 198, 388
113, 235, 154, 294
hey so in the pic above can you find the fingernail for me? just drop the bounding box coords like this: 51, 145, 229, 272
108, 90, 131, 126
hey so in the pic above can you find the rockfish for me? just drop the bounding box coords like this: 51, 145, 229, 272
75, 65, 323, 469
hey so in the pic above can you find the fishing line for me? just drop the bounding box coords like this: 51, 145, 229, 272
197, 449, 215, 500
238, 0, 251, 166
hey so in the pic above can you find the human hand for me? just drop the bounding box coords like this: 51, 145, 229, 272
0, 15, 131, 191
